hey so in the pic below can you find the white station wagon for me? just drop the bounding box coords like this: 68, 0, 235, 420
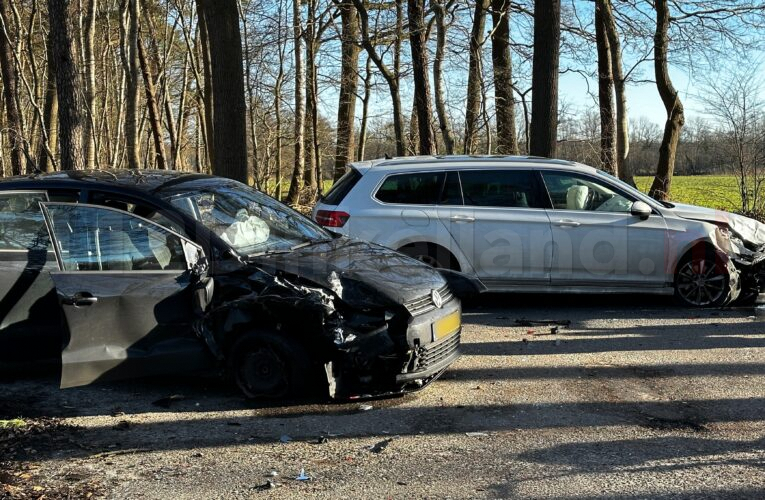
313, 156, 765, 307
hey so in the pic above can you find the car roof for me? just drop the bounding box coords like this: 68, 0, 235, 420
0, 169, 215, 194
351, 155, 596, 174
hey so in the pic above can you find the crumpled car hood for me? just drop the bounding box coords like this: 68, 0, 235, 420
669, 203, 765, 246
247, 237, 447, 308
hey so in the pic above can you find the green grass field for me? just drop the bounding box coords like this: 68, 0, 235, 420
635, 175, 741, 212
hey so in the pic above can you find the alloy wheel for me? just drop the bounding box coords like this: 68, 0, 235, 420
676, 258, 727, 306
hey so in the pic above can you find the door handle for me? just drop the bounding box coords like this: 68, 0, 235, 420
67, 292, 98, 307
554, 219, 581, 228
450, 215, 475, 223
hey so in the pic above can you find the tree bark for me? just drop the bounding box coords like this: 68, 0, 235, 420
84, 0, 97, 169
304, 0, 319, 201
490, 0, 518, 155
47, 0, 86, 171
286, 0, 305, 204
0, 0, 25, 175
408, 0, 435, 155
137, 34, 167, 169
595, 0, 616, 174
529, 0, 560, 158
432, 0, 454, 155
357, 56, 371, 161
121, 0, 141, 169
648, 0, 684, 201
602, 0, 633, 185
39, 35, 58, 172
334, 0, 359, 180
196, 0, 248, 183
464, 0, 487, 154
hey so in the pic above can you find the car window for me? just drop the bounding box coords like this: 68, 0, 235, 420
0, 192, 50, 251
439, 171, 463, 205
323, 167, 361, 205
459, 170, 544, 208
89, 193, 187, 236
44, 204, 188, 272
375, 172, 445, 205
542, 172, 634, 212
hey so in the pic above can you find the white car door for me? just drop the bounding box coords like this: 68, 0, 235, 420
438, 169, 553, 288
540, 171, 670, 289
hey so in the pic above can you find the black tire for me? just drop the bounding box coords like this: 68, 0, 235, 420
674, 249, 731, 307
228, 332, 311, 399
398, 243, 459, 271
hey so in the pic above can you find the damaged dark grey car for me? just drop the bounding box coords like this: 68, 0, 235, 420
0, 170, 468, 399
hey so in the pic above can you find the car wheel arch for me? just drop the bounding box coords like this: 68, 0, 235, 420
396, 242, 462, 271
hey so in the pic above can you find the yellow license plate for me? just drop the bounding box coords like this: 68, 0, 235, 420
433, 311, 461, 341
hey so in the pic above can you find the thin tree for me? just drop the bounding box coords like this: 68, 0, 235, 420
286, 0, 305, 203
595, 0, 615, 174
431, 0, 455, 155
352, 0, 406, 156
0, 0, 25, 175
529, 0, 560, 158
47, 0, 86, 171
464, 0, 487, 154
490, 0, 518, 155
648, 0, 684, 201
408, 0, 434, 154
137, 31, 167, 169
601, 0, 632, 185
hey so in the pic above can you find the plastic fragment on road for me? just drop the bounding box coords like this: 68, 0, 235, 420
295, 468, 311, 481
515, 318, 571, 328
465, 432, 488, 437
279, 435, 292, 443
358, 404, 373, 412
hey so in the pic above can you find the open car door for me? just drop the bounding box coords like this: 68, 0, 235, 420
40, 202, 214, 388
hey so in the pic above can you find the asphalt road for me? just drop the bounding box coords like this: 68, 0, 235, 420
2, 294, 765, 499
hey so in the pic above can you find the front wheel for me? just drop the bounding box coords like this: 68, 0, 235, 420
228, 332, 310, 399
674, 255, 730, 307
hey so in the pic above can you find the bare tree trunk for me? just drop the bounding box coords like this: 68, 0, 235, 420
357, 56, 371, 161
196, 0, 249, 183
48, 0, 86, 171
602, 0, 633, 185
137, 34, 167, 169
464, 0, 487, 154
195, 0, 214, 168
304, 0, 319, 201
121, 0, 140, 169
352, 0, 405, 156
286, 0, 305, 204
334, 0, 359, 179
491, 0, 518, 155
0, 0, 25, 175
84, 0, 96, 169
39, 35, 58, 172
595, 0, 615, 174
432, 0, 454, 155
648, 0, 684, 201
529, 0, 560, 158
408, 0, 435, 155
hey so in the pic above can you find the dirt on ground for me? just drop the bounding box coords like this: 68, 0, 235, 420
1, 294, 765, 499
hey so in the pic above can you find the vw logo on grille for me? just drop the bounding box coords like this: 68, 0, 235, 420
431, 289, 443, 308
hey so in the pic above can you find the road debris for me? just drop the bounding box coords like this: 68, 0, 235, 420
515, 318, 571, 328
279, 435, 292, 443
358, 404, 374, 412
369, 438, 393, 453
295, 468, 311, 481
465, 432, 488, 437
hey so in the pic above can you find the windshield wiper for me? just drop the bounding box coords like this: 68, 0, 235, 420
290, 238, 333, 251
